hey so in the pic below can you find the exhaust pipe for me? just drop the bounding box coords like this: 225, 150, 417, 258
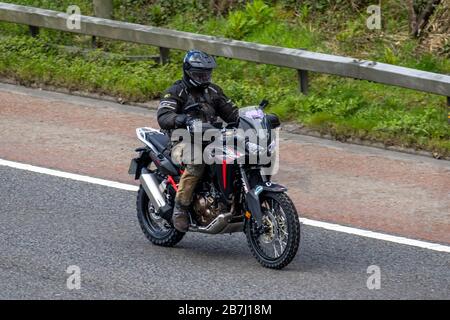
190, 213, 235, 234
140, 168, 167, 211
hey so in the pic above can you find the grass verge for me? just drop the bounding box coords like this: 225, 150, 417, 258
0, 1, 449, 156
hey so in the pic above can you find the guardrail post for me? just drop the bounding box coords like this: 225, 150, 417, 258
29, 25, 39, 37
159, 47, 170, 65
297, 48, 309, 95
297, 69, 309, 95
92, 0, 113, 48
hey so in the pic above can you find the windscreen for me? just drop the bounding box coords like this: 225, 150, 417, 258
238, 106, 269, 142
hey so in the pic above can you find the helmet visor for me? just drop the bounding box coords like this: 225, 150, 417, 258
187, 68, 212, 85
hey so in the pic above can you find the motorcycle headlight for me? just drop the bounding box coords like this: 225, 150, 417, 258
245, 141, 266, 155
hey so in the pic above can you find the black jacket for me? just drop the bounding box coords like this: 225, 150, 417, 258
157, 80, 239, 131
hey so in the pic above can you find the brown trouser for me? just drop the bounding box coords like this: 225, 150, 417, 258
171, 142, 204, 207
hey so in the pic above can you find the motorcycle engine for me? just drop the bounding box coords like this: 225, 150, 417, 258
193, 192, 226, 226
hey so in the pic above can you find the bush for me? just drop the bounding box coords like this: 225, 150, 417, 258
225, 0, 274, 39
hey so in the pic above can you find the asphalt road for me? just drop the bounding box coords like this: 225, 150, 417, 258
1, 166, 448, 299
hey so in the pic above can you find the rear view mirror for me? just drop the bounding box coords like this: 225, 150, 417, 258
259, 99, 269, 109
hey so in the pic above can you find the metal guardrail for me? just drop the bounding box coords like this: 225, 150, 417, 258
0, 3, 449, 121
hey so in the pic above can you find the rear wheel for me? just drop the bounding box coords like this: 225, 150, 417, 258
136, 186, 184, 247
245, 192, 300, 269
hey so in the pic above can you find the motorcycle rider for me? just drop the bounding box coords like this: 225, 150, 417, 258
157, 50, 239, 232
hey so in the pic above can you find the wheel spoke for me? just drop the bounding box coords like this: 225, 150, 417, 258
145, 201, 171, 236
272, 243, 279, 257
279, 238, 287, 253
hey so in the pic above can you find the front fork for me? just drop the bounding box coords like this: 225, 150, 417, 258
240, 166, 287, 233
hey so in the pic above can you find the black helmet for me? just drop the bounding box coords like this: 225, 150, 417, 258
183, 50, 217, 88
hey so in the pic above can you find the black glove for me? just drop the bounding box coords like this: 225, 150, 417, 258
175, 114, 188, 128
175, 114, 197, 129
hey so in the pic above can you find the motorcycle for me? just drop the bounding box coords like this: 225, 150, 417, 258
128, 100, 301, 269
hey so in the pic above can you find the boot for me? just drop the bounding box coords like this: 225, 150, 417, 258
172, 203, 190, 232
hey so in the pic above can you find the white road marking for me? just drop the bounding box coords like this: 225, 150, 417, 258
1, 158, 449, 253
0, 158, 138, 192
299, 218, 450, 253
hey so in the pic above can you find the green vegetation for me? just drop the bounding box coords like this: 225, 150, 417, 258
0, 0, 449, 156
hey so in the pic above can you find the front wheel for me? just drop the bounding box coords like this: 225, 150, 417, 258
136, 186, 185, 247
245, 192, 301, 269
